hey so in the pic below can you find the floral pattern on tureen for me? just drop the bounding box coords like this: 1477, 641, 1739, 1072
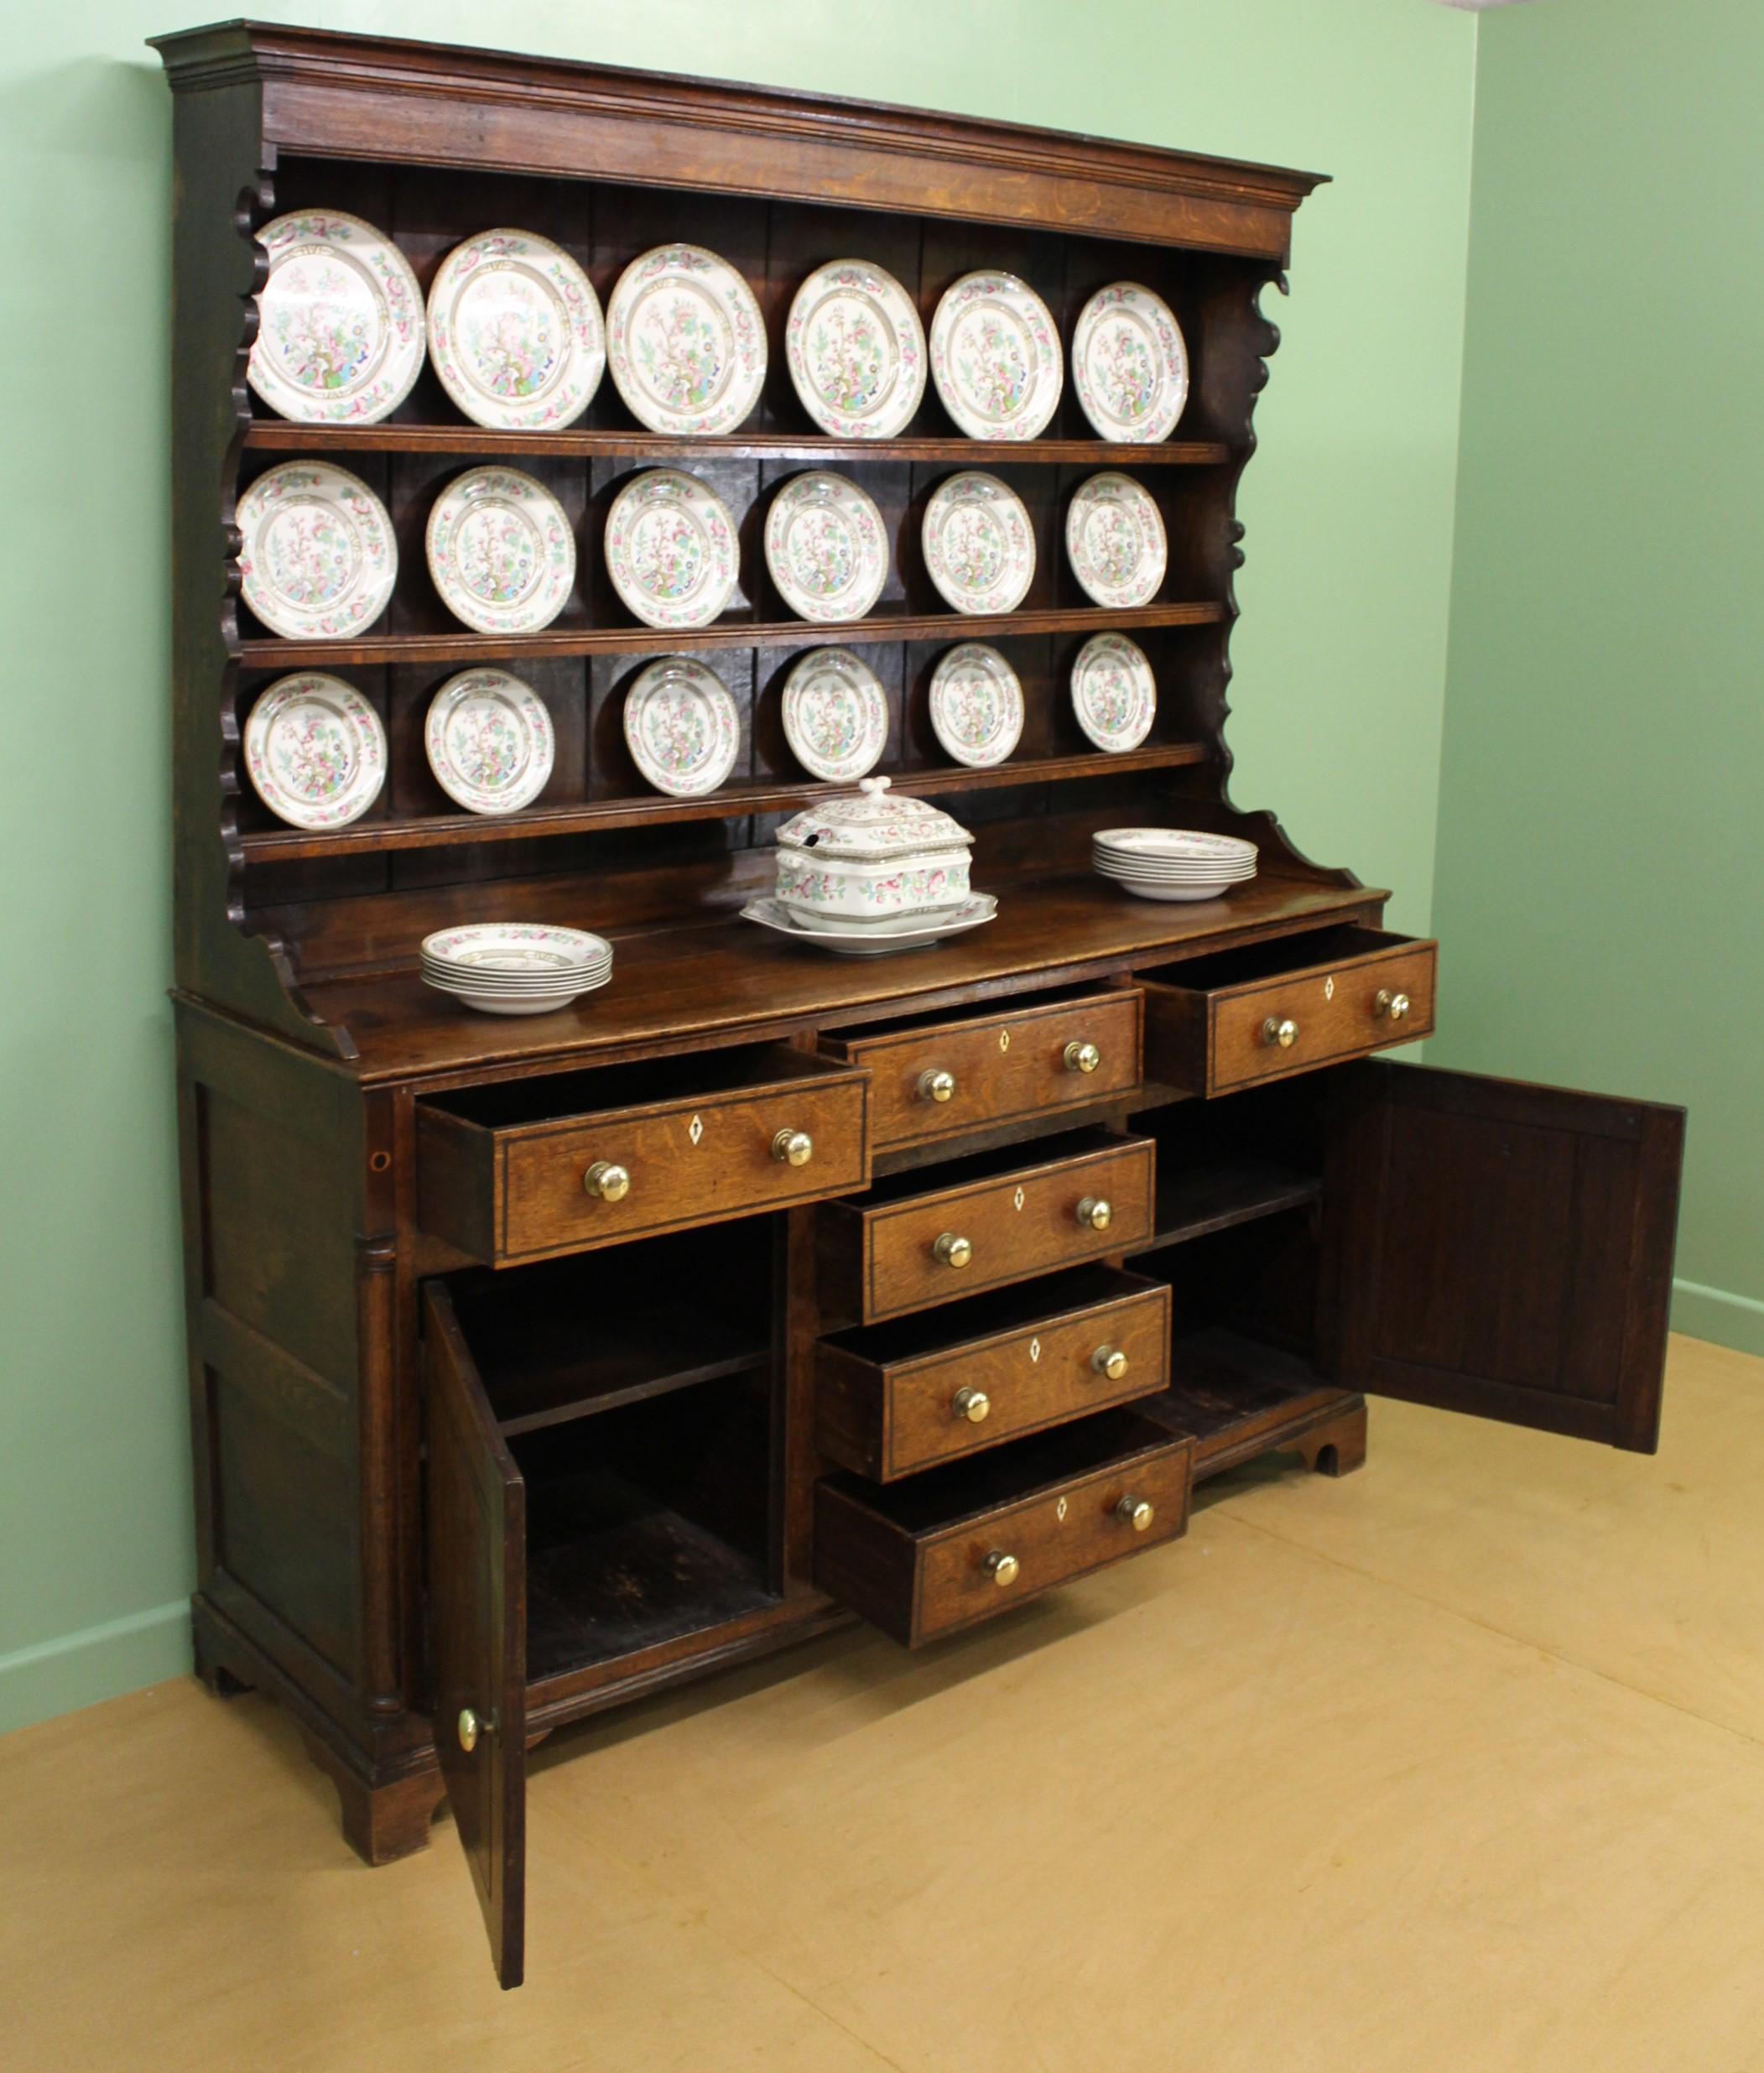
929, 271, 1062, 440
250, 212, 425, 425
237, 461, 398, 640
928, 643, 1024, 768
1072, 281, 1190, 444
1069, 632, 1157, 753
243, 673, 387, 830
622, 655, 742, 797
424, 467, 575, 636
780, 649, 889, 783
606, 243, 767, 437
764, 471, 889, 623
776, 774, 972, 860
784, 259, 927, 439
773, 777, 975, 930
1064, 471, 1168, 610
605, 469, 740, 631
424, 668, 555, 815
922, 472, 1037, 616
427, 228, 605, 431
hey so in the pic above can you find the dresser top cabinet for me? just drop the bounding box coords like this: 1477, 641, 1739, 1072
154, 23, 1683, 1992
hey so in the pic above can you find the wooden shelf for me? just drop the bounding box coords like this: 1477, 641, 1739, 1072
1131, 1159, 1321, 1253
242, 421, 1234, 467
1136, 1327, 1356, 1480
237, 600, 1228, 670
237, 741, 1212, 861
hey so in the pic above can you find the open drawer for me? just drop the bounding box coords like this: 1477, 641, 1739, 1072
1142, 925, 1437, 1096
814, 1407, 1193, 1646
816, 1264, 1171, 1479
417, 1041, 870, 1264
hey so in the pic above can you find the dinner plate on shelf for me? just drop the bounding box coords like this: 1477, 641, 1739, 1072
780, 648, 890, 782
622, 654, 742, 797
1069, 632, 1157, 753
425, 466, 575, 636
1065, 472, 1168, 610
928, 643, 1024, 768
921, 471, 1037, 617
929, 270, 1062, 440
606, 242, 767, 437
242, 673, 387, 829
786, 258, 926, 439
1071, 281, 1189, 444
764, 471, 890, 623
426, 227, 605, 431
604, 468, 740, 631
424, 669, 555, 815
237, 461, 398, 641
248, 210, 424, 426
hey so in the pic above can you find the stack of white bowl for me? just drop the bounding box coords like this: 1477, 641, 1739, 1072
421, 923, 612, 1015
1091, 827, 1259, 903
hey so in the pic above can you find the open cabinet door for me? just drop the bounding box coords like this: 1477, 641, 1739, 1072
1327, 1063, 1684, 1452
424, 1283, 528, 1989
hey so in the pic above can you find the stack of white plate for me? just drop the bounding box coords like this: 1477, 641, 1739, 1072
420, 924, 612, 1016
1091, 828, 1259, 903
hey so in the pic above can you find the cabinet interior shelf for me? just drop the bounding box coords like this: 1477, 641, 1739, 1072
242, 422, 1235, 467
1130, 1158, 1322, 1253
237, 600, 1229, 670
237, 740, 1212, 861
1137, 1326, 1352, 1480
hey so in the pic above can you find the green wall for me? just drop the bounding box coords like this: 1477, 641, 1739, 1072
0, 0, 1480, 1732
1432, 0, 1764, 1357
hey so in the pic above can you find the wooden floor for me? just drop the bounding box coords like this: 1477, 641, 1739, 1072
10, 1333, 1764, 2071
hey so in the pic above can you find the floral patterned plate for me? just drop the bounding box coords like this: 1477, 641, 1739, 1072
427, 228, 604, 432
785, 258, 926, 439
929, 271, 1062, 441
606, 242, 767, 437
622, 655, 742, 797
1069, 632, 1157, 753
425, 466, 575, 636
740, 893, 996, 957
1071, 281, 1189, 444
424, 669, 556, 815
929, 643, 1024, 768
248, 211, 424, 425
1065, 471, 1168, 610
764, 471, 889, 623
605, 468, 740, 630
780, 648, 889, 782
237, 461, 398, 641
243, 674, 387, 829
921, 471, 1037, 617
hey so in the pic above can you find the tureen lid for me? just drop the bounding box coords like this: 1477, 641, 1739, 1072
776, 776, 975, 860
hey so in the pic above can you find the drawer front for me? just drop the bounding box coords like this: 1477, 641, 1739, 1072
817, 1276, 1171, 1479
830, 990, 1142, 1151
1210, 942, 1436, 1091
849, 1138, 1155, 1324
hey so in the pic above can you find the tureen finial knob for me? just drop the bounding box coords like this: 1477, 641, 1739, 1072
859, 776, 892, 796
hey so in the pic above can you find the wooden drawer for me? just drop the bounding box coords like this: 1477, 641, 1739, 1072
817, 1265, 1171, 1479
1142, 926, 1437, 1096
418, 1042, 870, 1264
821, 987, 1142, 1153
815, 1128, 1156, 1325
814, 1408, 1193, 1646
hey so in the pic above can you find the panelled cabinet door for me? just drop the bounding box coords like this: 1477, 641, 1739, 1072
1325, 1062, 1684, 1452
424, 1282, 528, 1989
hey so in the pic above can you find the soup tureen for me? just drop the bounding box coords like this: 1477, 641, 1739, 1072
773, 776, 974, 933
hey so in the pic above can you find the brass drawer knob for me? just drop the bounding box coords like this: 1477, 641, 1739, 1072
1063, 1039, 1101, 1075
1262, 1016, 1299, 1050
772, 1128, 814, 1167
934, 1232, 973, 1268
583, 1160, 631, 1202
983, 1550, 1021, 1587
1375, 989, 1412, 1022
919, 1067, 957, 1104
1115, 1496, 1155, 1533
458, 1706, 492, 1753
1093, 1344, 1129, 1381
952, 1386, 991, 1425
1076, 1195, 1112, 1232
